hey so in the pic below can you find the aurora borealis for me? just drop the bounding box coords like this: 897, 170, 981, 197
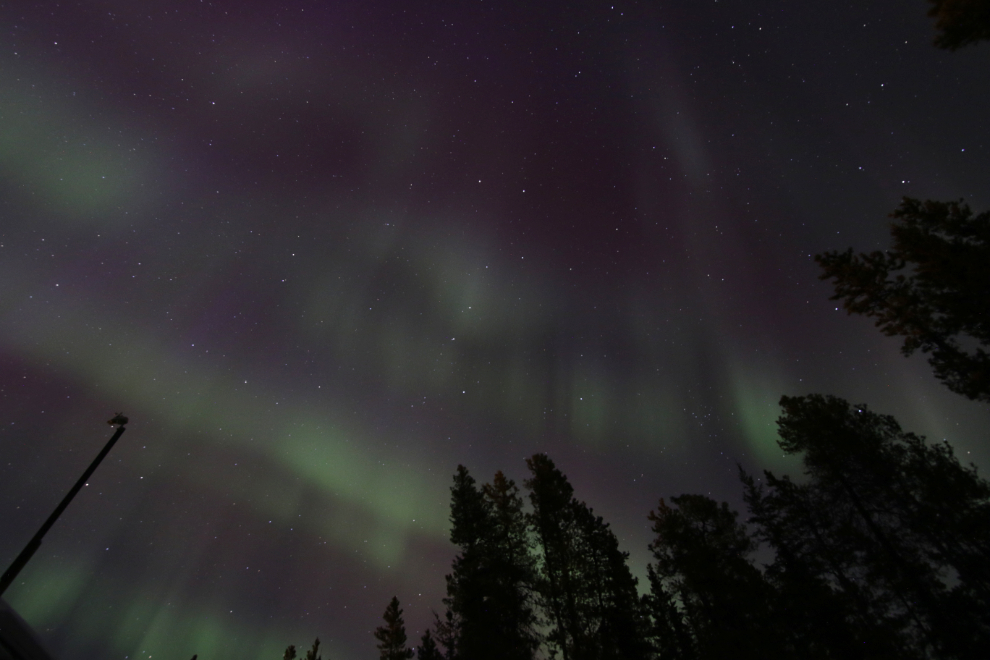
1, 1, 988, 658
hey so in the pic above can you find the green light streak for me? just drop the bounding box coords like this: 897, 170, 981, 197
726, 359, 799, 471
3, 557, 88, 629
0, 73, 154, 223
6, 558, 335, 660
0, 266, 449, 569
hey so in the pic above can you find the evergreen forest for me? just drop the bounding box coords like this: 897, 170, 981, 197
288, 7, 990, 659
325, 194, 990, 660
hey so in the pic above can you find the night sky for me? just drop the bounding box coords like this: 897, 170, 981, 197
1, 1, 988, 659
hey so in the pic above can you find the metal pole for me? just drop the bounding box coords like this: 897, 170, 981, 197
0, 420, 127, 597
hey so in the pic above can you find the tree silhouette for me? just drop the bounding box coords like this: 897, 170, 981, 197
647, 495, 780, 660
742, 469, 911, 659
642, 565, 694, 660
744, 394, 990, 659
416, 629, 443, 660
375, 597, 414, 660
442, 466, 539, 660
430, 608, 458, 660
478, 471, 540, 659
283, 639, 321, 660
928, 0, 990, 50
525, 453, 649, 660
303, 639, 321, 660
817, 198, 990, 402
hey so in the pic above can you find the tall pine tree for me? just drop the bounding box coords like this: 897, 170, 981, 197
524, 453, 648, 660
479, 471, 540, 658
642, 565, 694, 660
416, 630, 443, 660
742, 469, 909, 659
442, 465, 539, 660
646, 494, 780, 660
816, 197, 990, 403
745, 395, 990, 659
375, 597, 414, 660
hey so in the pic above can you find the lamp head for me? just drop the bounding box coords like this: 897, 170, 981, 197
107, 413, 129, 426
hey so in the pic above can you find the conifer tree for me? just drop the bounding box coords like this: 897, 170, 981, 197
816, 197, 990, 402
647, 494, 780, 660
416, 630, 443, 660
742, 470, 907, 659
282, 640, 322, 660
303, 639, 321, 660
442, 466, 538, 660
642, 565, 694, 660
745, 394, 990, 659
430, 609, 458, 660
525, 453, 649, 660
375, 597, 414, 660
479, 471, 540, 658
524, 454, 581, 660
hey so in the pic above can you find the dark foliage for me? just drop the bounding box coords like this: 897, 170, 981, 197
816, 198, 990, 402
442, 466, 539, 660
647, 494, 781, 660
282, 639, 321, 660
375, 597, 414, 660
303, 639, 321, 660
744, 394, 990, 659
928, 0, 990, 49
416, 630, 443, 660
525, 454, 649, 660
358, 400, 990, 660
430, 609, 458, 660
641, 565, 694, 660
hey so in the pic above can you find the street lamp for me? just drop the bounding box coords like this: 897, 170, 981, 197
0, 414, 129, 597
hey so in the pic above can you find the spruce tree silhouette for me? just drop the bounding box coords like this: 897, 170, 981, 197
817, 198, 990, 403
442, 466, 538, 660
416, 629, 443, 660
744, 395, 990, 659
282, 639, 320, 660
375, 597, 414, 660
524, 454, 649, 660
647, 495, 779, 660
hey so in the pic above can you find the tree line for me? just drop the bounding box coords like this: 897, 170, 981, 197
363, 390, 989, 660
297, 125, 990, 660
354, 198, 990, 659
287, 6, 990, 659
